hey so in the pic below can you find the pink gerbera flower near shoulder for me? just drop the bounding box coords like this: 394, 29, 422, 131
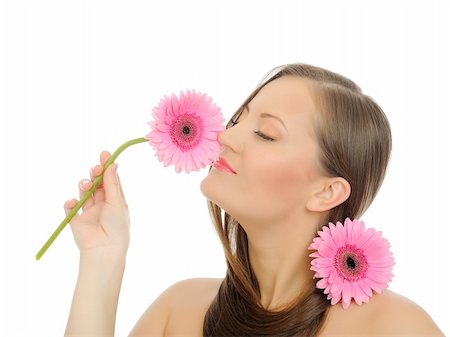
146, 90, 225, 173
309, 218, 395, 309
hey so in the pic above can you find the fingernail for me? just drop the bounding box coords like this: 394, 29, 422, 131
112, 163, 118, 174
80, 179, 90, 189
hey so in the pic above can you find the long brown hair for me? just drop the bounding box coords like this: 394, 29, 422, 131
203, 63, 392, 336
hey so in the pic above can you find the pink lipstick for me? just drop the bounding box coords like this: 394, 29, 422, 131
213, 157, 237, 174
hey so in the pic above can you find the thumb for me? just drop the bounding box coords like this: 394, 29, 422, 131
103, 163, 125, 205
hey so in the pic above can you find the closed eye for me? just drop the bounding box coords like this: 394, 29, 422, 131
254, 130, 274, 141
230, 110, 274, 141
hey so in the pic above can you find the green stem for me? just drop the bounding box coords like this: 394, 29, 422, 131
35, 137, 148, 260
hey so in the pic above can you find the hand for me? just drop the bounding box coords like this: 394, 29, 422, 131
64, 151, 130, 257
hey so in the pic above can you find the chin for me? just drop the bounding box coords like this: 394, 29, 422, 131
200, 172, 252, 224
200, 175, 232, 213
200, 174, 220, 203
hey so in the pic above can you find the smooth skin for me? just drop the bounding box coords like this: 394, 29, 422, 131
64, 78, 444, 337
64, 152, 129, 337
64, 160, 445, 337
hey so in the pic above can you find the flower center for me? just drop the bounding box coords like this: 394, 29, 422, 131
182, 126, 191, 135
346, 256, 356, 269
170, 114, 203, 152
334, 244, 368, 282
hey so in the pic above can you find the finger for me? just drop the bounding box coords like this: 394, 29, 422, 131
98, 151, 112, 191
64, 199, 80, 221
100, 151, 112, 166
90, 165, 105, 202
90, 165, 103, 180
117, 174, 127, 204
79, 179, 94, 210
103, 163, 126, 206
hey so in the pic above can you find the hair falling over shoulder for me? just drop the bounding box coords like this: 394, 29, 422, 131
203, 63, 392, 336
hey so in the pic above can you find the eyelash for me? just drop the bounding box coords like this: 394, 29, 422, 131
230, 118, 274, 142
253, 130, 274, 141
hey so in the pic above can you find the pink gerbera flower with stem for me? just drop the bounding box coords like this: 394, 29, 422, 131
36, 90, 224, 260
309, 218, 395, 309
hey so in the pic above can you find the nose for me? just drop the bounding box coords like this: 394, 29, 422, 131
218, 126, 243, 154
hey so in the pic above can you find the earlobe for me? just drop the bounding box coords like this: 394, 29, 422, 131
306, 178, 351, 212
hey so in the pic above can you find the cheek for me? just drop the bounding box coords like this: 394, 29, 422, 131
252, 152, 315, 204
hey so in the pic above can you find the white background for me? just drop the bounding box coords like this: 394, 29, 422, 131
1, 0, 449, 336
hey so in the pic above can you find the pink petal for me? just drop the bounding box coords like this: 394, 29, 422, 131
351, 282, 364, 305
328, 270, 339, 284
314, 257, 334, 267
342, 280, 351, 306
330, 292, 342, 305
309, 252, 321, 258
316, 267, 332, 278
366, 271, 390, 284
316, 278, 328, 289
365, 278, 383, 294
344, 218, 354, 244
318, 227, 333, 242
329, 223, 344, 247
318, 241, 337, 257
330, 277, 343, 296
342, 298, 351, 309
337, 221, 348, 246
358, 278, 374, 297
352, 219, 365, 243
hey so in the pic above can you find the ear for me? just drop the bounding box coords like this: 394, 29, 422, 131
306, 177, 351, 212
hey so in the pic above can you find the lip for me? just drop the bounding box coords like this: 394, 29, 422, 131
213, 157, 237, 174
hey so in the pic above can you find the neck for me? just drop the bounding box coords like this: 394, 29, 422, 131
244, 214, 320, 311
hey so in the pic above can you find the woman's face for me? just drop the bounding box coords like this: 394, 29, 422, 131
200, 76, 325, 226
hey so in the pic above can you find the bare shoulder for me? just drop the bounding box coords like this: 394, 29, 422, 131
370, 289, 444, 336
129, 278, 223, 337
167, 277, 224, 297
322, 289, 444, 337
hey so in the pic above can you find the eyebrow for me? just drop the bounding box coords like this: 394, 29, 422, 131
245, 106, 287, 131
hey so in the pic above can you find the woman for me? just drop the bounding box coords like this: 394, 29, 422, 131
64, 64, 444, 336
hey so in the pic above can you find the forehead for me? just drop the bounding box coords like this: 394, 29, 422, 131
251, 76, 316, 110
249, 76, 319, 133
